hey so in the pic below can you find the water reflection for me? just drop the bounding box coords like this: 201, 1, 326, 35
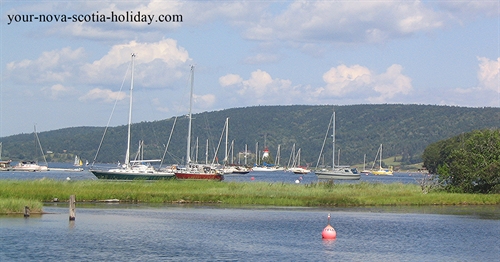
1, 205, 499, 261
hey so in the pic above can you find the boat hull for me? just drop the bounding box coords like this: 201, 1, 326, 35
174, 172, 224, 181
315, 170, 361, 180
91, 170, 175, 180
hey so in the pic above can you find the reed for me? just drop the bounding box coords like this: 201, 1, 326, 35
0, 179, 499, 213
0, 198, 44, 214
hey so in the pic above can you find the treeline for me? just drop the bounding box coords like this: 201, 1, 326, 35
1, 104, 499, 167
422, 129, 500, 193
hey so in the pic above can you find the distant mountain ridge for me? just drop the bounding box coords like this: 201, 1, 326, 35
1, 104, 499, 167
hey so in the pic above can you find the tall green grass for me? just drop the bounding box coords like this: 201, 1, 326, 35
0, 198, 43, 214
1, 179, 499, 213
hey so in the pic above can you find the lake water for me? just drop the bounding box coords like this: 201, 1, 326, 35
1, 204, 499, 261
1, 163, 499, 261
0, 162, 421, 184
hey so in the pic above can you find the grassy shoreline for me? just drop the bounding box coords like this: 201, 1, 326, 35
1, 179, 500, 214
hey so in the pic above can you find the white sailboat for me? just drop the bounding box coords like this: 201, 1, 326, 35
315, 111, 360, 180
12, 125, 49, 172
90, 54, 175, 180
370, 144, 393, 175
174, 65, 224, 181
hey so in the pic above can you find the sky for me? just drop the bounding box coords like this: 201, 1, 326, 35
0, 0, 499, 137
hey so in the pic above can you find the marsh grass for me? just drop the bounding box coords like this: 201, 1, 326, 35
1, 179, 499, 213
0, 198, 43, 214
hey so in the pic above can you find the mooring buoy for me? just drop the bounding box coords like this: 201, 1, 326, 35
322, 213, 337, 239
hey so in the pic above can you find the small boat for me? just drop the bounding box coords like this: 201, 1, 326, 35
0, 143, 12, 171
360, 154, 371, 174
90, 54, 174, 180
12, 161, 48, 172
370, 144, 393, 175
316, 166, 360, 180
288, 147, 310, 174
314, 111, 360, 180
12, 126, 49, 172
174, 65, 223, 181
0, 160, 12, 171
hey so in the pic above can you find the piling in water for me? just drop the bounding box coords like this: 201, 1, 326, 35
69, 195, 76, 221
24, 206, 30, 218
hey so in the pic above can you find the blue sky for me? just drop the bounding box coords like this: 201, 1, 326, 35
0, 0, 499, 137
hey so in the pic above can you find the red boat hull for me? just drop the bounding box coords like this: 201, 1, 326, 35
174, 172, 224, 181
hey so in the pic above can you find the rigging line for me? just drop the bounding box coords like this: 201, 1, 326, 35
315, 111, 334, 169
33, 125, 48, 166
211, 118, 228, 165
91, 60, 132, 167
159, 116, 177, 168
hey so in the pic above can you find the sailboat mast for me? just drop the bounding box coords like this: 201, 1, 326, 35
224, 117, 229, 164
379, 144, 383, 169
124, 54, 135, 168
332, 112, 336, 168
186, 65, 194, 165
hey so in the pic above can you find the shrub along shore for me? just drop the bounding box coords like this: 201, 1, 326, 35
1, 179, 500, 214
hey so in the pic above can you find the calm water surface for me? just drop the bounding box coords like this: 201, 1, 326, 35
1, 163, 499, 261
1, 205, 499, 261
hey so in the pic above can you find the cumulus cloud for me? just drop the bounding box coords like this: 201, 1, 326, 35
317, 64, 412, 102
42, 84, 72, 99
438, 1, 500, 18
79, 88, 127, 103
193, 93, 216, 108
81, 39, 190, 87
220, 64, 413, 106
321, 64, 372, 96
477, 57, 500, 91
219, 69, 297, 103
242, 1, 444, 43
219, 74, 243, 87
6, 47, 85, 84
5, 39, 191, 96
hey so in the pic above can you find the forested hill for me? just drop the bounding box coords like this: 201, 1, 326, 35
1, 104, 499, 167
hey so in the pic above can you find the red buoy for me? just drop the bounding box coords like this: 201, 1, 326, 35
250, 177, 255, 180
322, 213, 337, 239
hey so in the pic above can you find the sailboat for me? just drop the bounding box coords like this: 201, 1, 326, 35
74, 156, 83, 167
0, 142, 12, 171
12, 125, 49, 172
90, 54, 175, 180
370, 144, 393, 175
360, 154, 370, 174
314, 111, 360, 180
174, 65, 224, 181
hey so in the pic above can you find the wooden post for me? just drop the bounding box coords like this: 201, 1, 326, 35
24, 206, 30, 217
69, 195, 76, 221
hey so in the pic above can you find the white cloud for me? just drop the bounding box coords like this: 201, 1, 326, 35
219, 74, 243, 87
219, 69, 298, 104
42, 84, 72, 99
193, 93, 216, 108
81, 39, 190, 87
317, 64, 412, 102
477, 57, 500, 92
321, 64, 372, 96
79, 88, 127, 103
370, 64, 413, 102
438, 1, 500, 18
6, 39, 191, 95
242, 1, 444, 44
6, 47, 85, 84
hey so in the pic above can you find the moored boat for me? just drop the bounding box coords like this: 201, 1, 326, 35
90, 54, 174, 180
11, 161, 49, 172
314, 111, 360, 180
174, 65, 224, 181
370, 144, 393, 176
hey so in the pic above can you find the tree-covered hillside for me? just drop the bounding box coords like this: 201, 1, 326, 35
1, 104, 499, 168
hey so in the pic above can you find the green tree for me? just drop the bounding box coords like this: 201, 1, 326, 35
423, 129, 500, 193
